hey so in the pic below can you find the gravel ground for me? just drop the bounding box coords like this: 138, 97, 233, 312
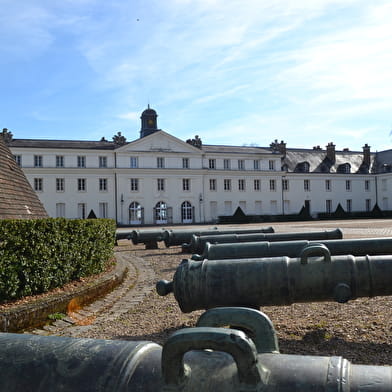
62, 219, 392, 366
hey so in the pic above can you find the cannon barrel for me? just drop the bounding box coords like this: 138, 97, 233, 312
162, 227, 219, 247
1, 307, 391, 391
157, 246, 392, 312
192, 236, 392, 261
186, 228, 343, 254
115, 231, 133, 241
0, 333, 163, 391
163, 226, 274, 247
131, 228, 166, 248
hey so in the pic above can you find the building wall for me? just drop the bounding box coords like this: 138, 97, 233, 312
9, 134, 385, 225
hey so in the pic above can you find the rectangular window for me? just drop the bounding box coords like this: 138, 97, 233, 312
182, 178, 190, 191
99, 178, 107, 191
268, 160, 275, 170
182, 158, 189, 169
304, 179, 310, 191
34, 155, 43, 167
238, 179, 245, 191
56, 203, 65, 218
34, 178, 43, 191
282, 179, 289, 191
130, 156, 138, 168
14, 155, 22, 166
99, 202, 108, 218
99, 156, 107, 168
56, 155, 64, 167
346, 199, 352, 212
325, 179, 331, 191
254, 179, 260, 191
157, 157, 165, 168
238, 160, 245, 170
269, 179, 276, 191
209, 179, 217, 191
366, 199, 371, 212
382, 179, 387, 191
130, 178, 139, 191
78, 203, 86, 219
157, 178, 165, 191
346, 180, 351, 191
326, 199, 332, 214
78, 178, 86, 192
224, 179, 231, 191
56, 178, 64, 192
224, 159, 231, 170
254, 160, 260, 170
77, 156, 86, 168
209, 159, 216, 169
365, 180, 370, 191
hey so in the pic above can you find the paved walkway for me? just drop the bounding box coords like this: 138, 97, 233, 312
30, 251, 156, 337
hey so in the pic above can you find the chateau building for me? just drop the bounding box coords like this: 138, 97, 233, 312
4, 107, 392, 225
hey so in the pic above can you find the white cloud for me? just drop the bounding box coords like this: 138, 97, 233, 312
116, 111, 140, 121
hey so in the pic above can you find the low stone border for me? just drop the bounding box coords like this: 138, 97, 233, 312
0, 256, 128, 333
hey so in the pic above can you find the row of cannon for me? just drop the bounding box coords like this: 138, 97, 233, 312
2, 225, 391, 390
116, 225, 343, 250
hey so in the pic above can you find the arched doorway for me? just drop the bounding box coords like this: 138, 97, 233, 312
129, 202, 143, 225
181, 201, 193, 223
154, 201, 167, 224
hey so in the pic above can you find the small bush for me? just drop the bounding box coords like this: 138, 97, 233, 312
0, 218, 116, 301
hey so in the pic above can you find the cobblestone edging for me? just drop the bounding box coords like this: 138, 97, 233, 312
0, 254, 129, 333
30, 252, 156, 337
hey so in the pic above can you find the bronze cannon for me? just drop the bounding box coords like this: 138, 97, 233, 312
130, 228, 166, 249
192, 236, 392, 260
184, 228, 343, 254
163, 226, 274, 248
0, 307, 391, 391
157, 244, 392, 312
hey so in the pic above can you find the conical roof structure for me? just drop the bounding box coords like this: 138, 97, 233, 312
0, 130, 48, 219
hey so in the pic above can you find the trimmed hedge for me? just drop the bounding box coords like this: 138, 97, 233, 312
0, 218, 116, 301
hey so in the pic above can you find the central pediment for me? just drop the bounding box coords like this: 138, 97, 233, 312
117, 130, 202, 154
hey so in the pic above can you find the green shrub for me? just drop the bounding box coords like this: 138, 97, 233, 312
0, 218, 116, 301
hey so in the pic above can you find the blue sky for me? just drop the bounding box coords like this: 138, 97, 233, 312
1, 0, 391, 152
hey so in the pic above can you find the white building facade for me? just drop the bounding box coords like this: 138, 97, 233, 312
5, 108, 392, 225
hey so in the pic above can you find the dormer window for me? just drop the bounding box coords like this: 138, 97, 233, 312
337, 163, 351, 173
295, 161, 310, 173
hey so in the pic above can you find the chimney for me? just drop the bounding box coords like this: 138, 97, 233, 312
363, 143, 371, 167
326, 142, 336, 162
277, 140, 286, 156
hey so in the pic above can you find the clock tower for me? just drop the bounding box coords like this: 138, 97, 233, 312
140, 105, 159, 138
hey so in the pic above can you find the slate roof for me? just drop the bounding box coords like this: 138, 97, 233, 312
282, 149, 375, 174
0, 136, 48, 219
202, 144, 272, 155
9, 139, 116, 150
373, 149, 392, 173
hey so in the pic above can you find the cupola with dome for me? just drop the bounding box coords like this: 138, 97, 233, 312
140, 105, 160, 138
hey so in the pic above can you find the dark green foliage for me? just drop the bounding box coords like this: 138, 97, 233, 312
0, 218, 116, 301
